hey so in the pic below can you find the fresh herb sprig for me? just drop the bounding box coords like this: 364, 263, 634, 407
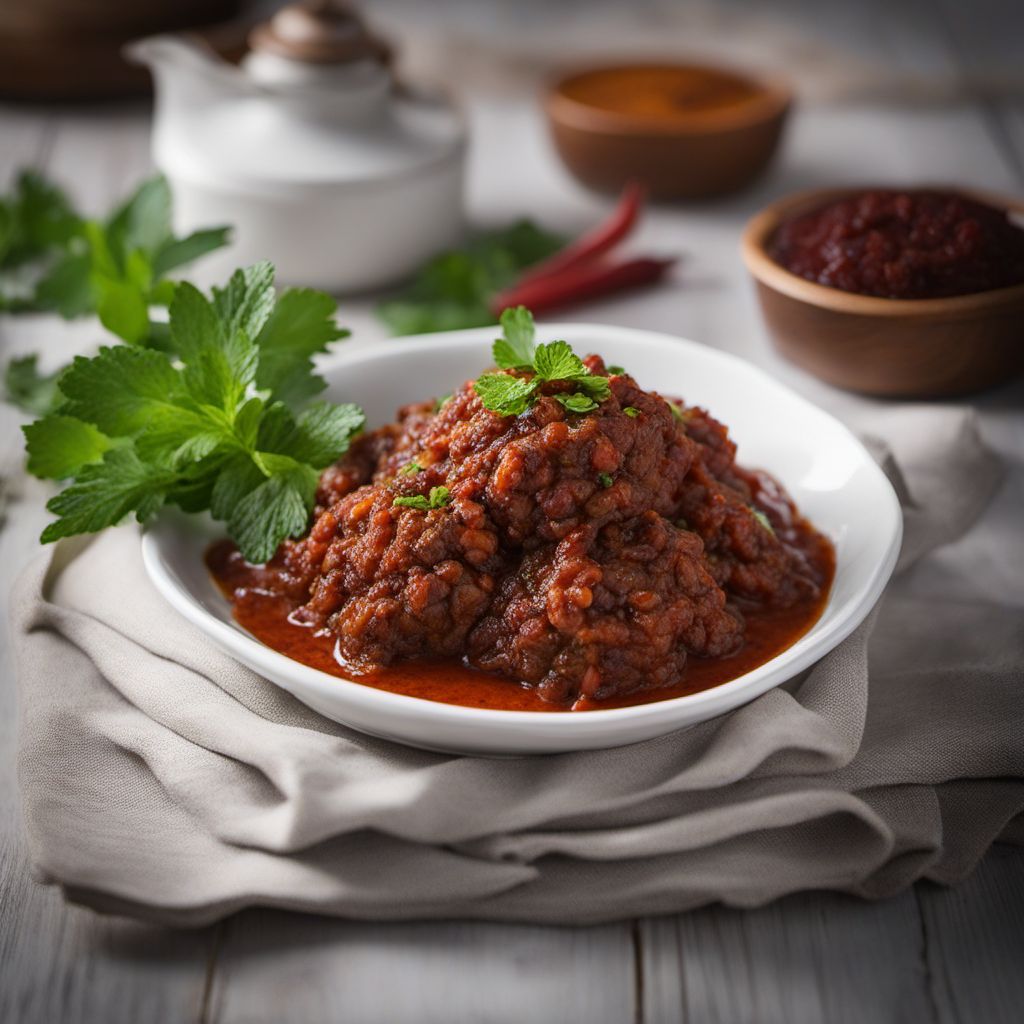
0, 172, 228, 328
473, 307, 611, 417
376, 220, 566, 335
23, 261, 362, 563
2, 172, 231, 415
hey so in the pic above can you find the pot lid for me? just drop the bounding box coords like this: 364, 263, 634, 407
248, 0, 389, 66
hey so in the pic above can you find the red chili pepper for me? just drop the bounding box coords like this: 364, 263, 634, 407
515, 181, 646, 285
491, 256, 677, 317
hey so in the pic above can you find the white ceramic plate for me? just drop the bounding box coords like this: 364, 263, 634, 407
142, 324, 902, 756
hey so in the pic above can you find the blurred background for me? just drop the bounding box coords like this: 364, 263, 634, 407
2, 0, 1023, 103
2, 0, 1023, 380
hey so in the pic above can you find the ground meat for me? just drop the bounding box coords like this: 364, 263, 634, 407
676, 405, 821, 606
316, 429, 396, 509
768, 189, 1024, 299
268, 362, 829, 704
467, 513, 743, 704
294, 485, 506, 671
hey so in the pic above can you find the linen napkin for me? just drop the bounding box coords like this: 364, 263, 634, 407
12, 407, 1023, 926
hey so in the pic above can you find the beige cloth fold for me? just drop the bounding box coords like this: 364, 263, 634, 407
12, 407, 1023, 926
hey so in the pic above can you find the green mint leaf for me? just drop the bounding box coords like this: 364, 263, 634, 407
40, 446, 173, 542
4, 354, 62, 416
94, 274, 150, 343
33, 251, 94, 318
493, 306, 536, 369
556, 392, 599, 413
429, 485, 451, 508
181, 337, 257, 413
0, 171, 81, 267
163, 459, 223, 514
133, 405, 231, 468
533, 339, 584, 382
572, 373, 611, 402
473, 373, 537, 416
151, 226, 231, 279
393, 494, 431, 510
212, 260, 275, 341
256, 401, 363, 468
106, 176, 172, 258
168, 281, 223, 364
209, 453, 265, 521
254, 287, 350, 406
598, 472, 614, 488
227, 472, 311, 564
170, 280, 258, 410
23, 415, 112, 479
291, 402, 365, 467
623, 406, 640, 417
59, 345, 182, 436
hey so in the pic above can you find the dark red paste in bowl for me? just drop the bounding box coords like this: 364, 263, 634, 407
767, 189, 1024, 299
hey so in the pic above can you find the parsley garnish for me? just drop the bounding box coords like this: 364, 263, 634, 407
399, 461, 422, 476
623, 406, 640, 418
607, 364, 625, 375
23, 261, 362, 563
598, 472, 614, 488
473, 307, 611, 417
394, 485, 451, 510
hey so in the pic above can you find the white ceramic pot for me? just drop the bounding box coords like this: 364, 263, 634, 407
129, 24, 466, 292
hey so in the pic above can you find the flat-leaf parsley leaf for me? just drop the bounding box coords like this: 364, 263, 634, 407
24, 261, 362, 563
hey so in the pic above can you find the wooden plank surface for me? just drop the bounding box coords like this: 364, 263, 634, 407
639, 890, 934, 1024
1, 3, 1023, 1023
209, 912, 636, 1024
918, 847, 1024, 1024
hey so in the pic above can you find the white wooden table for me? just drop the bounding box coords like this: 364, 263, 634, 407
2, 2, 1023, 1020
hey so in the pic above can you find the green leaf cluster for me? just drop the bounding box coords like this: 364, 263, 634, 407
24, 261, 362, 563
0, 172, 229, 330
473, 307, 611, 417
376, 220, 566, 335
393, 485, 450, 511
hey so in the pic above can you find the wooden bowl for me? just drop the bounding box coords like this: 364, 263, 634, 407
545, 63, 791, 200
741, 186, 1024, 398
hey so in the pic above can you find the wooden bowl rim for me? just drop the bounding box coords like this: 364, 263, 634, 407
546, 61, 792, 139
741, 185, 1024, 316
